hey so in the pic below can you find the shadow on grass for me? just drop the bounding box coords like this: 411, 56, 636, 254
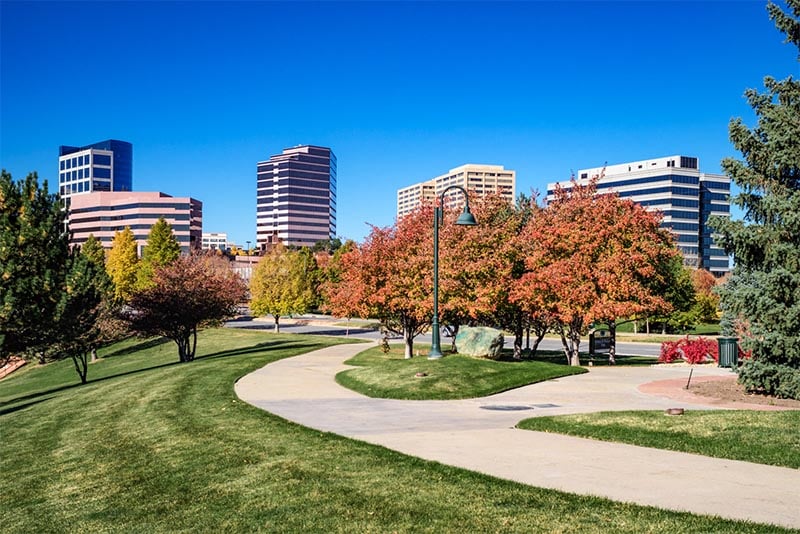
0, 360, 181, 414
0, 338, 321, 415
101, 336, 172, 358
529, 350, 656, 367
196, 339, 322, 362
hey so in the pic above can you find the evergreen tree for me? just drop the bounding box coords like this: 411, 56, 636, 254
137, 217, 181, 289
106, 227, 140, 302
81, 234, 107, 269
53, 249, 105, 383
0, 171, 69, 364
711, 0, 800, 397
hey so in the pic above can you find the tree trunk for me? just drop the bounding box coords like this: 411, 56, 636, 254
90, 347, 97, 363
513, 312, 523, 360
608, 323, 617, 365
189, 326, 197, 361
71, 353, 88, 384
646, 317, 650, 335
530, 332, 545, 356
403, 327, 414, 359
274, 315, 280, 333
559, 320, 582, 366
448, 323, 459, 353
633, 320, 638, 335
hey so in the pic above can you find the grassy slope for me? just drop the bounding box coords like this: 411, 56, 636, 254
0, 329, 787, 533
336, 344, 587, 400
518, 410, 800, 469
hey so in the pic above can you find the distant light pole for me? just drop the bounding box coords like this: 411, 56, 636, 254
429, 186, 477, 360
245, 240, 252, 266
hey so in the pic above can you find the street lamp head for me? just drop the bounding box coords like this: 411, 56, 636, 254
455, 206, 478, 226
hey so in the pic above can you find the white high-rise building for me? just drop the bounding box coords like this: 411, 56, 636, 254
547, 155, 731, 275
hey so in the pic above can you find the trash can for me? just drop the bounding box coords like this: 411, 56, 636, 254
718, 337, 739, 369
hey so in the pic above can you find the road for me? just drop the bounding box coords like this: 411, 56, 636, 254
226, 316, 663, 357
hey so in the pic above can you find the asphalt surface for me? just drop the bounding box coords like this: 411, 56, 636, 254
235, 341, 800, 529
226, 316, 663, 357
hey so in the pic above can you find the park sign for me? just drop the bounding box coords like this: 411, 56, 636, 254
589, 329, 613, 355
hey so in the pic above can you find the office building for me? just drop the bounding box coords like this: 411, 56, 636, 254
546, 155, 731, 275
202, 232, 228, 251
58, 140, 133, 205
256, 145, 336, 248
397, 164, 516, 218
69, 191, 202, 254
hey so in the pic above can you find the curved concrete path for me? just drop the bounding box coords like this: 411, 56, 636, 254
235, 342, 800, 529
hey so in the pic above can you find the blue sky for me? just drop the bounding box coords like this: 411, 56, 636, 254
1, 1, 798, 246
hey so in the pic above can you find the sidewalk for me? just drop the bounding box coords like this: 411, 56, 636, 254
235, 342, 800, 529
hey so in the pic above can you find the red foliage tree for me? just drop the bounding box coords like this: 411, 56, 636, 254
512, 178, 679, 365
324, 207, 433, 358
124, 255, 247, 362
439, 193, 535, 355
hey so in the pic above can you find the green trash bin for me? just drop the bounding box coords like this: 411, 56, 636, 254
718, 337, 739, 369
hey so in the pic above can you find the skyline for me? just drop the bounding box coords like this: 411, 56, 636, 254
2, 1, 798, 246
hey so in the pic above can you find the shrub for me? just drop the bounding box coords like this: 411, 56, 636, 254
738, 360, 800, 400
659, 336, 718, 364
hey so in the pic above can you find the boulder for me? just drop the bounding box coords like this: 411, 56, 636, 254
455, 326, 505, 360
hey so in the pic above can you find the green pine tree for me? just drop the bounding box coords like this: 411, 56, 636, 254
710, 0, 800, 398
0, 170, 69, 364
137, 217, 181, 289
54, 249, 105, 383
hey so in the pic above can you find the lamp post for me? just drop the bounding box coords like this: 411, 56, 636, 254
429, 185, 477, 359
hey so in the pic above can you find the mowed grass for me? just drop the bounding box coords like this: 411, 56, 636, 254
518, 409, 800, 469
336, 344, 588, 400
0, 329, 789, 533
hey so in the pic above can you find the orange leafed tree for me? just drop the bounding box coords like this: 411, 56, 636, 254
439, 192, 533, 354
324, 207, 433, 358
512, 178, 679, 365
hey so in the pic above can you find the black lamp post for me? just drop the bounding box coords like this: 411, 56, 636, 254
429, 185, 477, 359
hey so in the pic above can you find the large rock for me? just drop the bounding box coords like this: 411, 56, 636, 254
455, 326, 505, 360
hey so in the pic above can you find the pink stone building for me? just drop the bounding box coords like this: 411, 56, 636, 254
68, 191, 202, 254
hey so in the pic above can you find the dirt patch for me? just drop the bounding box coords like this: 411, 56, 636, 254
638, 375, 800, 411
690, 377, 800, 409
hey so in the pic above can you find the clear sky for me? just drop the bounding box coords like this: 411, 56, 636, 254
1, 1, 798, 246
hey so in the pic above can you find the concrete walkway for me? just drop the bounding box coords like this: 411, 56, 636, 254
235, 342, 800, 529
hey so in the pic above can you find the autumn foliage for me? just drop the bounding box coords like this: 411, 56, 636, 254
659, 336, 719, 364
125, 255, 247, 362
323, 207, 433, 358
511, 179, 679, 365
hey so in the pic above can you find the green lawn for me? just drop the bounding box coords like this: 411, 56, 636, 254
336, 344, 588, 400
0, 329, 789, 533
518, 410, 800, 469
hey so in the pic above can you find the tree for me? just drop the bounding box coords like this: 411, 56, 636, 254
250, 243, 315, 332
51, 248, 106, 383
106, 227, 140, 302
124, 255, 247, 362
81, 234, 107, 268
0, 171, 69, 364
710, 0, 800, 390
325, 208, 433, 359
439, 193, 531, 355
137, 217, 181, 289
512, 179, 679, 365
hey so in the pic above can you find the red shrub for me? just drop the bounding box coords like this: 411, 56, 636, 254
659, 336, 719, 364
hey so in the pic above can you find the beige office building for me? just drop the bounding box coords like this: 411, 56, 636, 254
396, 164, 516, 218
69, 191, 202, 255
